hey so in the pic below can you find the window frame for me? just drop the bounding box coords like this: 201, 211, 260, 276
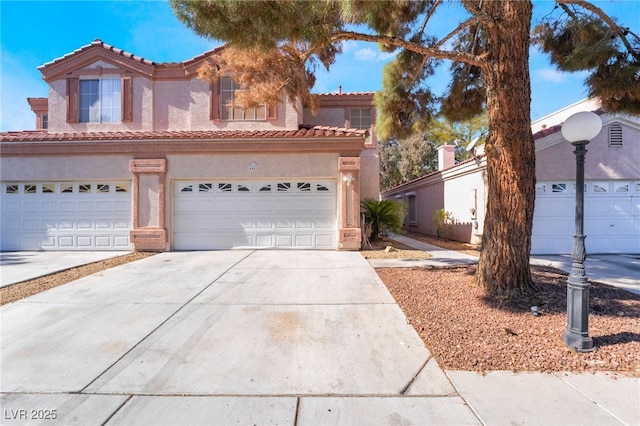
350, 108, 372, 129
79, 77, 122, 123
67, 74, 132, 124
219, 76, 267, 121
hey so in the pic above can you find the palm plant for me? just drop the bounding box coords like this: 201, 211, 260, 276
360, 198, 405, 242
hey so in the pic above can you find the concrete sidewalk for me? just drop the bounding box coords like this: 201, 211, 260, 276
367, 233, 479, 268
373, 234, 640, 295
1, 250, 638, 425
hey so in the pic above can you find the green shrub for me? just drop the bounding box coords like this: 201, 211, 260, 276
433, 208, 454, 238
361, 198, 405, 242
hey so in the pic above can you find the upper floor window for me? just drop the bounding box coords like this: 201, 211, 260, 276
350, 108, 371, 129
79, 78, 121, 123
66, 75, 131, 124
41, 113, 48, 129
220, 77, 266, 121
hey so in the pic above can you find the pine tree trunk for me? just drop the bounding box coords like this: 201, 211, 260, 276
477, 1, 537, 297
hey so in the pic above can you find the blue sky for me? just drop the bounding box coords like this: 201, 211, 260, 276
1, 0, 638, 132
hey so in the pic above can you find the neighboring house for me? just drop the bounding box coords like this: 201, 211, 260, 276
382, 99, 640, 255
0, 40, 379, 252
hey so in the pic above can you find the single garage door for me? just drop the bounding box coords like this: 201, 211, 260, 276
1, 181, 131, 251
532, 180, 640, 254
174, 180, 337, 249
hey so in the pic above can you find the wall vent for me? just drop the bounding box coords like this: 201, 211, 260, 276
609, 123, 623, 146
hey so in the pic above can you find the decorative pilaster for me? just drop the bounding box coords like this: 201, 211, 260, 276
338, 157, 361, 250
129, 159, 167, 251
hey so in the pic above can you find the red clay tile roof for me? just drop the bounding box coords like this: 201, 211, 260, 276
316, 92, 376, 96
39, 39, 156, 70
0, 127, 368, 142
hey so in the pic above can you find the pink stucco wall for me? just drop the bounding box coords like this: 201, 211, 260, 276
536, 118, 640, 181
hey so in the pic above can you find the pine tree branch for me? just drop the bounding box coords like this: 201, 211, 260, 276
558, 0, 640, 60
460, 0, 494, 28
330, 31, 488, 69
434, 17, 478, 50
419, 0, 442, 36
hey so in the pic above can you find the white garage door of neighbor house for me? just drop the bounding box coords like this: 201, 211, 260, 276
1, 182, 132, 251
532, 181, 640, 255
173, 180, 337, 250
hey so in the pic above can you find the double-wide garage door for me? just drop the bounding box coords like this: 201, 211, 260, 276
1, 182, 131, 251
532, 180, 640, 254
174, 180, 337, 250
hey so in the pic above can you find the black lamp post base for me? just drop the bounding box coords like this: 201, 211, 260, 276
563, 330, 594, 353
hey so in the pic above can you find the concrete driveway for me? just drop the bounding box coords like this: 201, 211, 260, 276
531, 254, 640, 295
0, 251, 130, 288
0, 250, 475, 425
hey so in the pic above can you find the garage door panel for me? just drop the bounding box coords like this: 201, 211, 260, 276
256, 219, 274, 229
275, 235, 293, 247
276, 219, 293, 229
57, 201, 75, 212
254, 235, 272, 247
42, 201, 57, 212
58, 236, 75, 247
315, 219, 334, 229
294, 234, 313, 247
95, 201, 112, 212
276, 200, 296, 211
587, 199, 611, 215
533, 181, 639, 254
23, 201, 38, 213
295, 219, 313, 228
3, 218, 19, 231
114, 201, 130, 212
236, 200, 254, 211
95, 236, 112, 247
77, 236, 93, 247
255, 199, 274, 211
1, 181, 131, 251
174, 180, 337, 250
41, 236, 56, 248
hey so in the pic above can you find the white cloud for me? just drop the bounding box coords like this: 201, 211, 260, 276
354, 48, 378, 62
354, 47, 396, 62
534, 68, 567, 84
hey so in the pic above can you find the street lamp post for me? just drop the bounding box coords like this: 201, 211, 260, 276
560, 111, 603, 353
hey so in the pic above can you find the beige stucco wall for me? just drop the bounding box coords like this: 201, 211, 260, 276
47, 76, 301, 133
166, 153, 339, 180
536, 121, 640, 181
138, 174, 160, 228
0, 155, 132, 180
48, 77, 153, 133
359, 148, 380, 201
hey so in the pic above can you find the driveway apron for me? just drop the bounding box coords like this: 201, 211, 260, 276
1, 250, 477, 425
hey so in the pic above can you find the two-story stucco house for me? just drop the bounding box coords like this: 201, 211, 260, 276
0, 40, 380, 252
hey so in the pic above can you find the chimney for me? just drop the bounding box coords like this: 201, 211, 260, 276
338, 85, 342, 94
437, 144, 456, 170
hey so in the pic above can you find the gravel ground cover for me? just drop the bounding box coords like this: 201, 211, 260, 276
376, 261, 640, 374
361, 236, 432, 259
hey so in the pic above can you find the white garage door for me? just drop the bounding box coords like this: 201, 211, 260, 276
174, 180, 337, 250
1, 182, 131, 251
532, 181, 640, 254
